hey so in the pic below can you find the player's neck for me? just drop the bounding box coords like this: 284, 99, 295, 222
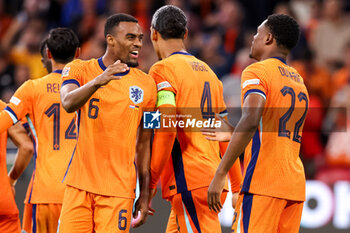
261, 51, 287, 62
159, 39, 186, 59
51, 60, 66, 72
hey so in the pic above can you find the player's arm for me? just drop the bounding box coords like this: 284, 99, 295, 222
7, 122, 34, 190
150, 90, 177, 192
132, 122, 152, 227
208, 94, 265, 212
60, 60, 129, 113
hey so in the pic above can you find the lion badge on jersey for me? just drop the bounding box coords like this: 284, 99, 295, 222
129, 86, 144, 104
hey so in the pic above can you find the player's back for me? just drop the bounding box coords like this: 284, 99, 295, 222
6, 71, 76, 204
240, 57, 308, 201
150, 52, 228, 197
0, 100, 19, 215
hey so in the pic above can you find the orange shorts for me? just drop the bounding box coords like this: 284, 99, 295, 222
58, 185, 134, 233
232, 193, 304, 233
0, 214, 21, 233
22, 203, 61, 233
170, 187, 227, 233
165, 207, 179, 233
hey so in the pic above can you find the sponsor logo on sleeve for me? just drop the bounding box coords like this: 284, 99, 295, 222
242, 79, 260, 89
10, 96, 21, 106
157, 81, 171, 91
62, 67, 70, 77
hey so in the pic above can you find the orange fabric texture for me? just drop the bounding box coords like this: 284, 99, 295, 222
58, 185, 134, 233
220, 141, 242, 193
1, 72, 76, 204
171, 187, 227, 233
61, 58, 157, 198
232, 193, 303, 233
0, 100, 19, 216
0, 214, 21, 233
149, 52, 241, 199
22, 203, 62, 233
240, 58, 308, 201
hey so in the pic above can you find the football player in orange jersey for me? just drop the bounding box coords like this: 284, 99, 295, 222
207, 14, 308, 233
148, 5, 242, 233
0, 28, 80, 233
0, 100, 33, 233
59, 14, 156, 233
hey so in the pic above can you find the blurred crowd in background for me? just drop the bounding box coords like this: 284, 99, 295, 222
1, 0, 350, 183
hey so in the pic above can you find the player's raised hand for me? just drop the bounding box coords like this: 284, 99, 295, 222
94, 60, 129, 87
207, 172, 226, 213
201, 114, 234, 142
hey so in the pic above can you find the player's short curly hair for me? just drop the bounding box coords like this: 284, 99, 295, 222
265, 14, 300, 50
104, 13, 138, 37
151, 5, 187, 40
47, 28, 79, 64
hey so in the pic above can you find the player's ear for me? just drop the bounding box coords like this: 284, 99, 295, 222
265, 33, 274, 45
106, 34, 115, 46
150, 27, 158, 41
74, 48, 81, 58
183, 28, 188, 40
46, 48, 52, 59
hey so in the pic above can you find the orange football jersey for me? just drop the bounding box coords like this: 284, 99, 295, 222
240, 57, 308, 201
61, 58, 157, 198
0, 100, 19, 215
149, 52, 241, 199
2, 71, 77, 204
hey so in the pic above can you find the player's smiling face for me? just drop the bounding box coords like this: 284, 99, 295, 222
110, 22, 143, 67
249, 20, 268, 61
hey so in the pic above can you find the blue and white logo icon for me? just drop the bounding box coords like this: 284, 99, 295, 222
143, 110, 161, 129
129, 86, 144, 104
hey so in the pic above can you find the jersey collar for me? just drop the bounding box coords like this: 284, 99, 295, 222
170, 51, 193, 56
271, 56, 287, 65
97, 57, 130, 76
53, 69, 62, 74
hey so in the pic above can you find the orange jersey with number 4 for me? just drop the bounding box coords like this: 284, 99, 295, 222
150, 52, 241, 199
61, 58, 157, 198
240, 57, 308, 201
2, 71, 77, 204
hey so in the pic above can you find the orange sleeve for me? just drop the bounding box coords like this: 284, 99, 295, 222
0, 100, 13, 133
220, 141, 242, 193
241, 63, 269, 104
150, 105, 176, 189
149, 63, 178, 94
0, 81, 33, 132
61, 60, 83, 87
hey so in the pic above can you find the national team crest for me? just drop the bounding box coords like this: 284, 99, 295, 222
129, 86, 144, 104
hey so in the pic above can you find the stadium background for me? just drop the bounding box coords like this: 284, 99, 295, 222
2, 0, 350, 232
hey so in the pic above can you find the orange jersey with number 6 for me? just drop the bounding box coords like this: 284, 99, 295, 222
61, 58, 157, 198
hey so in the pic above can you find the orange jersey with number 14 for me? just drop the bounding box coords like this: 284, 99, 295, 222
3, 70, 77, 204
240, 57, 308, 201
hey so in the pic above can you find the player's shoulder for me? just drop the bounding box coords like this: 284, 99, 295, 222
64, 58, 95, 71
132, 68, 156, 87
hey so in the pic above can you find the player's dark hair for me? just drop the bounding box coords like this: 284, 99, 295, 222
104, 13, 138, 37
39, 38, 47, 57
265, 14, 300, 50
46, 28, 79, 64
151, 5, 187, 40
